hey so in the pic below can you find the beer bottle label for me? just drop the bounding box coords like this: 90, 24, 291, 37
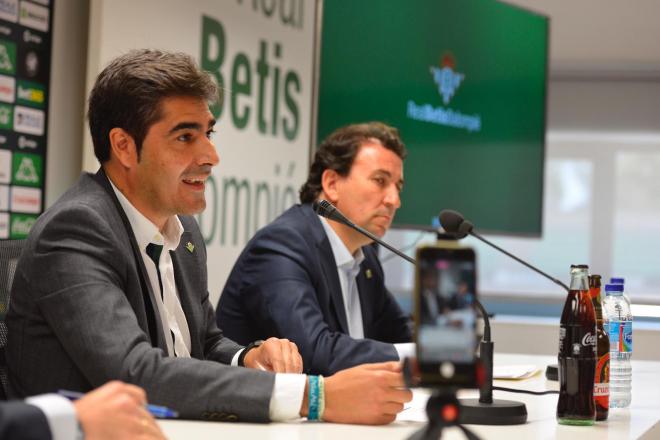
594, 352, 610, 405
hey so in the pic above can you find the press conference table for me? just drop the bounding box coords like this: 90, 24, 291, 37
158, 353, 660, 439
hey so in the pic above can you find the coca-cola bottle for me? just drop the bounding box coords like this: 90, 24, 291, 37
589, 274, 609, 420
557, 264, 597, 425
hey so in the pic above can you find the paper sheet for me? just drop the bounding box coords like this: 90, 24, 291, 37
493, 364, 541, 380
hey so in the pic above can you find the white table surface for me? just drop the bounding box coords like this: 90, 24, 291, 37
159, 353, 660, 439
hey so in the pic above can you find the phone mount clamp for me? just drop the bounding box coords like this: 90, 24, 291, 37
403, 359, 482, 440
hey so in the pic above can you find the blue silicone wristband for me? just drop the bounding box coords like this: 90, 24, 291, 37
308, 375, 320, 421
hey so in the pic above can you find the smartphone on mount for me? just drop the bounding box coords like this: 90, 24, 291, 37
413, 245, 481, 388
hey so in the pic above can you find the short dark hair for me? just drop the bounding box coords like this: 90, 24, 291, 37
88, 49, 219, 163
299, 122, 407, 203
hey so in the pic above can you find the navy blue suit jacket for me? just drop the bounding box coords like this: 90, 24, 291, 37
217, 204, 412, 375
0, 401, 50, 440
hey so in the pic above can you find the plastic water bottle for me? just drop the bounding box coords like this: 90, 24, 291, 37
602, 283, 632, 407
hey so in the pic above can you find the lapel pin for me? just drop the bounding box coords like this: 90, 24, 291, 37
365, 269, 372, 279
186, 242, 195, 253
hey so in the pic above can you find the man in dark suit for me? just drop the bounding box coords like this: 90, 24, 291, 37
1, 381, 163, 440
218, 122, 412, 375
7, 49, 410, 425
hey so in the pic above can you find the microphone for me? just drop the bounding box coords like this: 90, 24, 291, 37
312, 200, 416, 265
439, 210, 569, 292
313, 199, 526, 425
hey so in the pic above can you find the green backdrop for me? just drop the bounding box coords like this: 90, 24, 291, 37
317, 0, 548, 236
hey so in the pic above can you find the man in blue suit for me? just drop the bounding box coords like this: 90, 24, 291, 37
217, 122, 412, 375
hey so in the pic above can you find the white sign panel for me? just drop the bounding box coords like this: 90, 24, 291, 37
0, 148, 10, 183
0, 183, 8, 210
19, 0, 49, 32
85, 0, 316, 303
0, 73, 15, 103
13, 105, 44, 135
0, 0, 18, 23
0, 212, 8, 239
10, 185, 41, 213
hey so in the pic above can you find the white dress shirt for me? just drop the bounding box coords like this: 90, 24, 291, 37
109, 181, 304, 420
112, 183, 191, 357
26, 394, 77, 440
319, 217, 415, 360
319, 217, 366, 338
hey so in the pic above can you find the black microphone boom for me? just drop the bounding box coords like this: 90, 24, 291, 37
312, 200, 416, 265
439, 210, 570, 292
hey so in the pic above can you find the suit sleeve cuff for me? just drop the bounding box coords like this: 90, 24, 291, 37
25, 394, 78, 440
394, 342, 416, 361
268, 373, 306, 421
231, 348, 244, 366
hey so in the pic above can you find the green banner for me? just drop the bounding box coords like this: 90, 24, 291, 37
0, 39, 16, 75
12, 152, 43, 187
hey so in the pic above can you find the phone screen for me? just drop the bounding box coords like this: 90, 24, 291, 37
415, 246, 479, 387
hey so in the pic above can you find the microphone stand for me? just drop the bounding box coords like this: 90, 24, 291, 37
464, 230, 568, 383
314, 200, 528, 425
434, 233, 527, 425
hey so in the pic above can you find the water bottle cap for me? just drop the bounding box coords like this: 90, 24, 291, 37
610, 277, 625, 284
605, 283, 624, 295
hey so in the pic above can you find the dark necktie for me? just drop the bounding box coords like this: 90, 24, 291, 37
145, 243, 164, 298
144, 243, 189, 358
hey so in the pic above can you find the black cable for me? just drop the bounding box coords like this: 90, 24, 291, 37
492, 386, 558, 396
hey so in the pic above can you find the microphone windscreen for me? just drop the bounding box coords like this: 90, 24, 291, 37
313, 199, 334, 218
439, 209, 465, 234
312, 200, 323, 215
458, 220, 474, 237
313, 199, 352, 225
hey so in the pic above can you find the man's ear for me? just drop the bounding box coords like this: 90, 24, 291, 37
108, 128, 138, 168
320, 169, 341, 203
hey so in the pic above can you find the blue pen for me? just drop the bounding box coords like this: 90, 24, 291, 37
58, 389, 179, 419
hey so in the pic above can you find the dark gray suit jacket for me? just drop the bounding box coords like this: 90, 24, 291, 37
7, 170, 275, 422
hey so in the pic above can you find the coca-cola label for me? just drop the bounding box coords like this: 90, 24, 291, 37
582, 333, 596, 347
559, 324, 597, 357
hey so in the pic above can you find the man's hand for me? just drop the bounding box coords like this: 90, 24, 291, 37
74, 381, 165, 440
243, 337, 303, 373
315, 361, 413, 425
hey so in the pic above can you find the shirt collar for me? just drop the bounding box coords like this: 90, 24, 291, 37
319, 216, 365, 270
109, 178, 183, 252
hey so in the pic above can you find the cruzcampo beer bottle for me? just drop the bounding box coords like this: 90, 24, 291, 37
557, 264, 597, 426
589, 274, 609, 420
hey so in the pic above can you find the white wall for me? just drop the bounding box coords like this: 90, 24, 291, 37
45, 0, 89, 207
549, 79, 660, 133
492, 319, 660, 361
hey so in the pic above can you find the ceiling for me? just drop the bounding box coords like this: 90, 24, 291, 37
503, 0, 660, 78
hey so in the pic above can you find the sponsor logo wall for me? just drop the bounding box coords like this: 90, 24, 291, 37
0, 0, 51, 239
87, 0, 316, 300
